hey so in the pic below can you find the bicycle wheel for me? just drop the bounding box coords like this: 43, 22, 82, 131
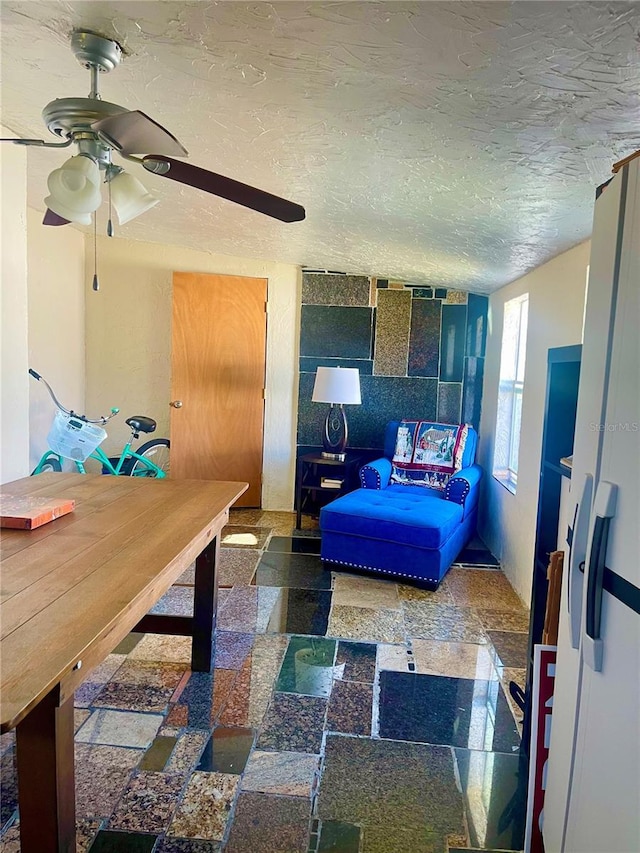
130, 438, 170, 477
32, 454, 62, 474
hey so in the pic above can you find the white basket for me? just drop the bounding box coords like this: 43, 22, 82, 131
47, 410, 107, 462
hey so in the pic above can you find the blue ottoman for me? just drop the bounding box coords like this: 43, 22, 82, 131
320, 485, 477, 586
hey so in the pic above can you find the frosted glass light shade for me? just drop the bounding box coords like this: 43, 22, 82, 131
46, 155, 102, 214
43, 195, 93, 225
110, 171, 159, 224
312, 367, 361, 405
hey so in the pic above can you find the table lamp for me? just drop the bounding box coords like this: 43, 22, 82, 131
312, 366, 361, 460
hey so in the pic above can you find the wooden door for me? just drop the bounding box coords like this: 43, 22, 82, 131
170, 272, 267, 507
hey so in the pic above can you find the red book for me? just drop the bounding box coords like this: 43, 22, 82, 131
0, 494, 75, 530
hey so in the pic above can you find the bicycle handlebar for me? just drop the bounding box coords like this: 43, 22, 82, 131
28, 368, 120, 425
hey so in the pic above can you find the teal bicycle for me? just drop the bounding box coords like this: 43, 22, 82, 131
30, 369, 170, 477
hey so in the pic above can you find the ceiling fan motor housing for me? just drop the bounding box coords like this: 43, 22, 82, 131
41, 31, 127, 163
43, 98, 126, 165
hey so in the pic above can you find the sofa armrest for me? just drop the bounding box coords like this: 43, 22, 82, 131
444, 464, 483, 516
360, 458, 392, 489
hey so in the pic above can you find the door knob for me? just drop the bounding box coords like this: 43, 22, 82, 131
170, 400, 183, 408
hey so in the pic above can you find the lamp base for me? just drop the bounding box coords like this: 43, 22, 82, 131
321, 451, 346, 461
321, 403, 349, 458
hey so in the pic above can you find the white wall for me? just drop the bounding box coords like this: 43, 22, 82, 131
84, 236, 300, 509
27, 207, 86, 471
0, 133, 29, 484
478, 241, 590, 602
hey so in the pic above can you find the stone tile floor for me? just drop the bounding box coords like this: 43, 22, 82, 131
0, 511, 529, 853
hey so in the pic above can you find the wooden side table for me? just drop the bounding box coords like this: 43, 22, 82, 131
295, 452, 362, 529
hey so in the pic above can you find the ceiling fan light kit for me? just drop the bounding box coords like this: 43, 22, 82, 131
46, 154, 102, 217
2, 28, 305, 238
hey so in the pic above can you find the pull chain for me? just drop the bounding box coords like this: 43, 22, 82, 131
107, 178, 114, 237
92, 215, 99, 292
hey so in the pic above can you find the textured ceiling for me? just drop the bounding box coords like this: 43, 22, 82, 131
1, 1, 639, 292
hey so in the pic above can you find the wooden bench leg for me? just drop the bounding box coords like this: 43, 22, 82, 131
15, 684, 75, 853
191, 536, 220, 672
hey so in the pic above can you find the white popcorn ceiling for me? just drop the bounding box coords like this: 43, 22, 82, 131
1, 1, 639, 293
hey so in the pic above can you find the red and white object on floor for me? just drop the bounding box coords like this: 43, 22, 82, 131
524, 644, 557, 853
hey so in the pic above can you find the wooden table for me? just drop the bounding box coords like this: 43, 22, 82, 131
0, 473, 247, 853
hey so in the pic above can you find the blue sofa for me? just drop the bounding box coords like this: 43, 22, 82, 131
319, 421, 483, 587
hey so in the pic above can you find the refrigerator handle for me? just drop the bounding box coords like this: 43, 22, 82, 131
568, 474, 593, 649
583, 481, 618, 672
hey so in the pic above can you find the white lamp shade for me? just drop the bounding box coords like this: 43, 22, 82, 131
110, 171, 159, 224
46, 155, 102, 214
312, 367, 361, 404
43, 195, 93, 225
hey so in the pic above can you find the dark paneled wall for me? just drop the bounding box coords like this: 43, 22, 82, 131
297, 274, 488, 456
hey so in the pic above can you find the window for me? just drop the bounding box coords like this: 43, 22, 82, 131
493, 294, 529, 493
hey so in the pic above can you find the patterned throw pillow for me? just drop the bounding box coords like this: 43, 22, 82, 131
391, 421, 469, 491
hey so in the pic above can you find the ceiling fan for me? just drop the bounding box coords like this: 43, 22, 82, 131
3, 29, 306, 230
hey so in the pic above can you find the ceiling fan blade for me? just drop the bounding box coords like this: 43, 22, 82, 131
43, 209, 70, 226
92, 111, 188, 158
142, 156, 306, 223
1, 137, 72, 149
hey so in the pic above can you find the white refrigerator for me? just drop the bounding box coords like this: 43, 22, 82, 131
543, 155, 639, 852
